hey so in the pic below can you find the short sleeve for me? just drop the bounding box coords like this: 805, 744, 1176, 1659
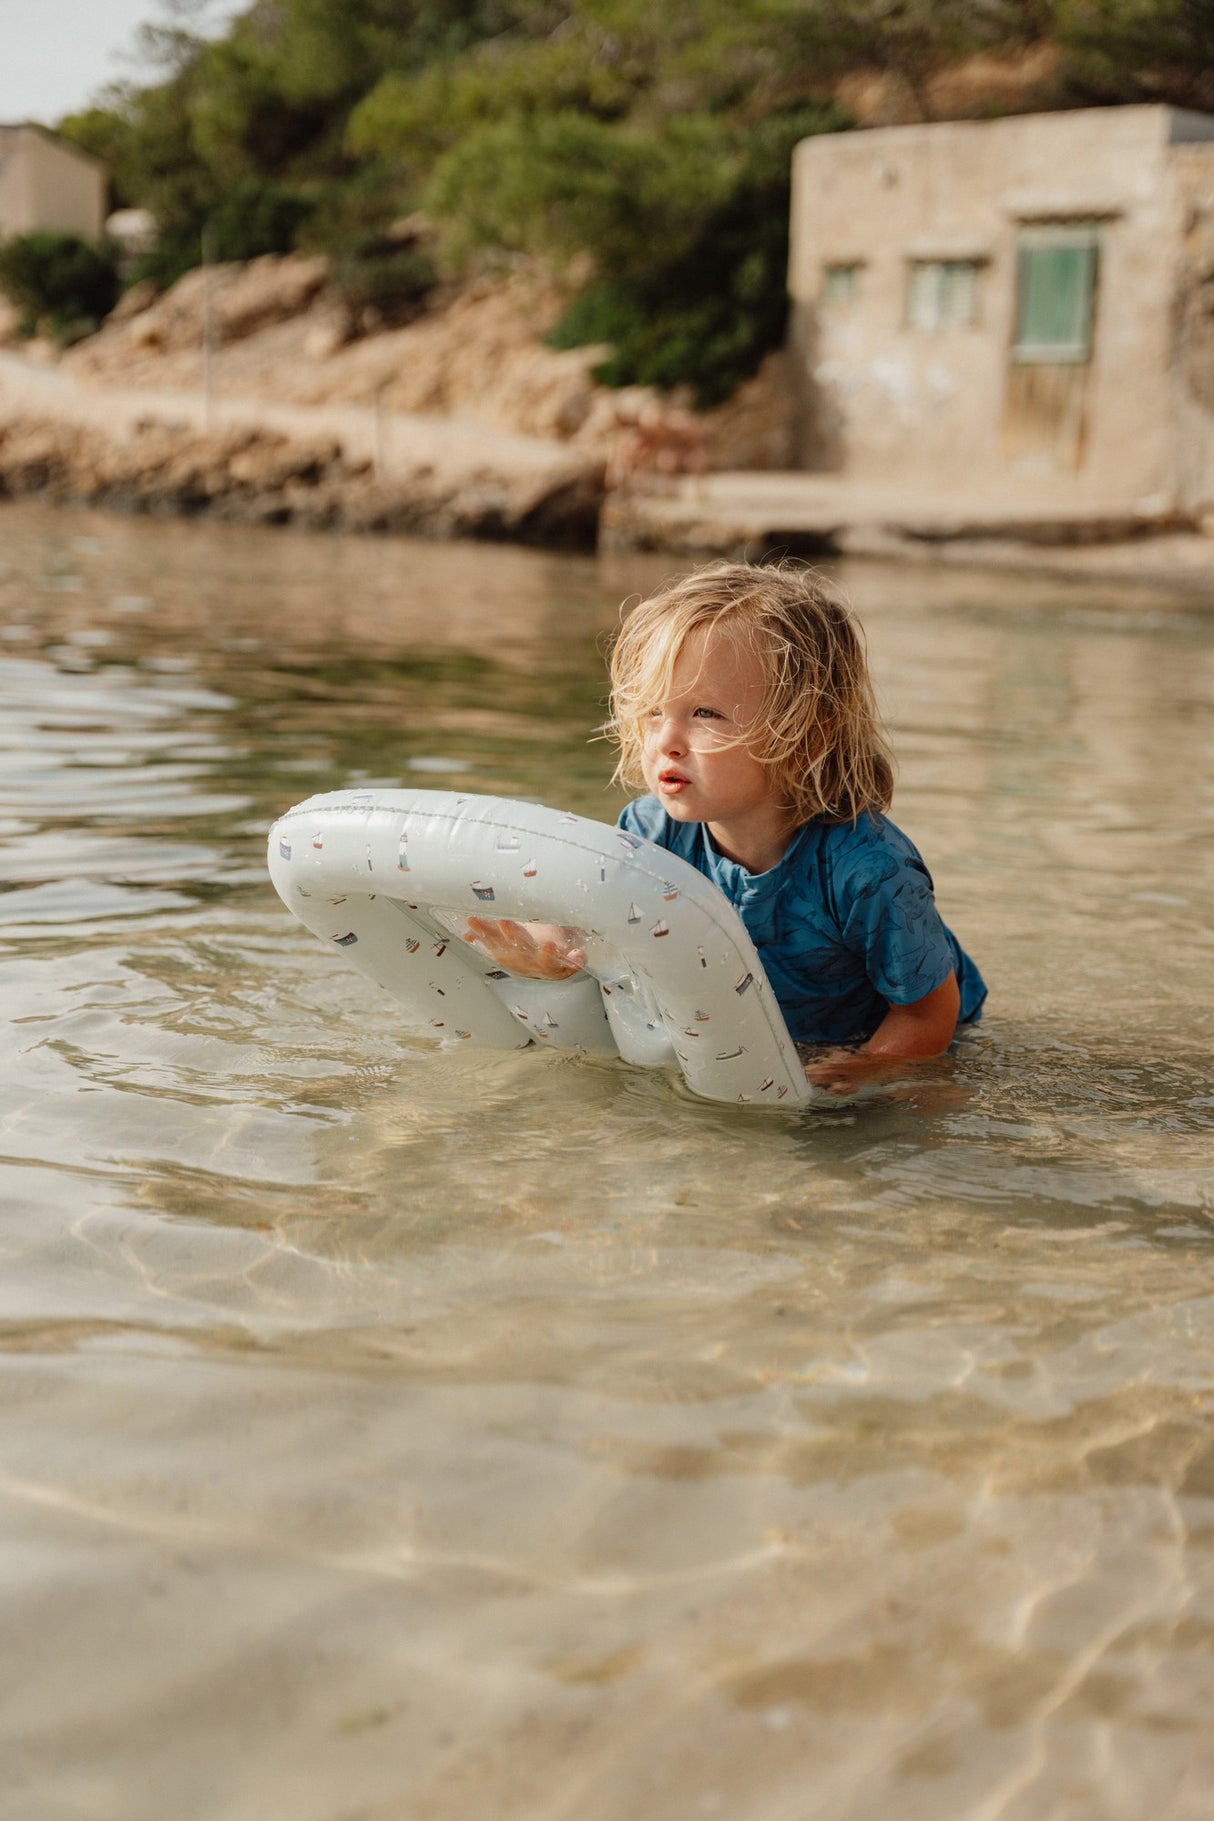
835, 837, 957, 1008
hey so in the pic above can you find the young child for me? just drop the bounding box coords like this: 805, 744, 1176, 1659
467, 561, 985, 1092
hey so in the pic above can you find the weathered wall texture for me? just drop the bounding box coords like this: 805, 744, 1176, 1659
0, 125, 106, 243
789, 106, 1214, 511
1169, 144, 1214, 516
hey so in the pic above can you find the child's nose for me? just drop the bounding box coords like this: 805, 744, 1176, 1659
656, 713, 686, 755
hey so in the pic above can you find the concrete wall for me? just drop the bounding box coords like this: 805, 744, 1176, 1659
788, 106, 1213, 506
0, 125, 106, 243
1167, 141, 1214, 515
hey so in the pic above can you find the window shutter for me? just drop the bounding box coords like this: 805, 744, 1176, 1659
1013, 226, 1100, 363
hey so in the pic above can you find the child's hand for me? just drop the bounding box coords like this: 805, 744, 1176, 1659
805, 1048, 958, 1099
804, 1049, 915, 1096
464, 917, 587, 981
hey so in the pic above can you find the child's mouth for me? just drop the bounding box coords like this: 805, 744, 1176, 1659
659, 772, 690, 795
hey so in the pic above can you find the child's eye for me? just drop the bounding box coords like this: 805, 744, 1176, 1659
692, 706, 722, 719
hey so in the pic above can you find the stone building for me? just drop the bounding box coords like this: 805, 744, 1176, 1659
0, 123, 106, 244
789, 105, 1214, 516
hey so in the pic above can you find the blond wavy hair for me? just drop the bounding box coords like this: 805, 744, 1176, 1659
608, 562, 894, 826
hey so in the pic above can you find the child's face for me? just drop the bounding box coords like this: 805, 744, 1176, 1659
640, 627, 783, 840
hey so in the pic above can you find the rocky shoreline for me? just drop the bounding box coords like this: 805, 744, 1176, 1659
0, 253, 790, 551
0, 411, 605, 547
6, 404, 1214, 598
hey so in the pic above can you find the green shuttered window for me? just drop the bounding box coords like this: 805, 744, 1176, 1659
1013, 225, 1101, 363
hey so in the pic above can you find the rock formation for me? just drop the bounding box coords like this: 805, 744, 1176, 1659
1, 253, 788, 545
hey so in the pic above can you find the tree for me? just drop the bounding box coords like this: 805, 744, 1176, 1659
0, 233, 121, 339
427, 102, 848, 403
1053, 0, 1214, 106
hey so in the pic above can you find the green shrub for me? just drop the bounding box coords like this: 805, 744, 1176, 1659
331, 239, 439, 324
203, 178, 316, 262
429, 103, 848, 405
128, 178, 316, 289
347, 33, 644, 167
0, 232, 121, 339
1052, 0, 1214, 106
425, 110, 733, 273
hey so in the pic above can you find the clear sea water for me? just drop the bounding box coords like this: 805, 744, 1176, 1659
1, 498, 1212, 1821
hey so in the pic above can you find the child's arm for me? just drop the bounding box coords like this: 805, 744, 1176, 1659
805, 972, 960, 1095
463, 917, 587, 981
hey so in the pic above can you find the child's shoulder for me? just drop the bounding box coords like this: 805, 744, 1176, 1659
818, 809, 922, 859
806, 811, 934, 897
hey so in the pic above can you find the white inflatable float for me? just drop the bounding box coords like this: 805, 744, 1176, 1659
267, 788, 814, 1108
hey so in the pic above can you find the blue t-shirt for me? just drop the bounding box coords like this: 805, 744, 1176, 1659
618, 796, 986, 1046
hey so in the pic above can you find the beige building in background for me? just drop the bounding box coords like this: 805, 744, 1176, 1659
0, 123, 106, 243
789, 105, 1214, 515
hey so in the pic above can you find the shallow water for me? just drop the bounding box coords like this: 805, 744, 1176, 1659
1, 498, 1212, 1821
